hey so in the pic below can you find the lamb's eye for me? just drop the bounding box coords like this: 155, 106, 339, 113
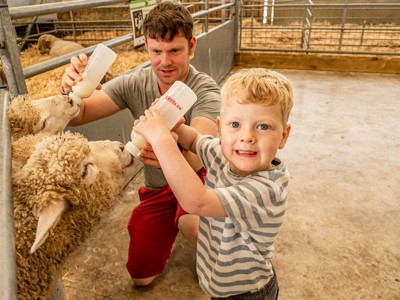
39, 120, 46, 131
81, 163, 89, 178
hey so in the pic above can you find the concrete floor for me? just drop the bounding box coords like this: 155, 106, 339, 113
62, 69, 400, 300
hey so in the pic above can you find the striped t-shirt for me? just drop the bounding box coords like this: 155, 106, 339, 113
195, 135, 289, 297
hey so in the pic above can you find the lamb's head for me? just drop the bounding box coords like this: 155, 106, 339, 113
37, 34, 56, 54
8, 94, 80, 141
12, 131, 136, 254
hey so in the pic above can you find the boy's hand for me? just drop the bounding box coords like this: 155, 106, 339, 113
134, 107, 171, 145
132, 108, 184, 168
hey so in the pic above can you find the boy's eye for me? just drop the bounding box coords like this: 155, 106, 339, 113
230, 122, 240, 128
258, 124, 269, 130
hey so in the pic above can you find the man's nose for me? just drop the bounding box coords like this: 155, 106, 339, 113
160, 52, 172, 66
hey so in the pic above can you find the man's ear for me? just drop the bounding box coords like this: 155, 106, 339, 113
189, 36, 197, 56
279, 124, 291, 149
144, 39, 148, 52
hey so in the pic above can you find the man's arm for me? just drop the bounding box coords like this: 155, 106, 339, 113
135, 107, 227, 218
67, 90, 121, 126
181, 116, 217, 171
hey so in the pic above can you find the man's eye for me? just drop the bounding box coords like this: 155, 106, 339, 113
230, 122, 240, 128
258, 124, 269, 130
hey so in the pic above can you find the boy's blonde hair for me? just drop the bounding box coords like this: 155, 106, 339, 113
221, 68, 294, 125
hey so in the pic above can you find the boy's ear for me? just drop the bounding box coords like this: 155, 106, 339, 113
279, 124, 291, 149
217, 116, 221, 139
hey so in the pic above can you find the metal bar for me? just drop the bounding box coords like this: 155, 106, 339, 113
191, 3, 234, 18
69, 11, 77, 43
360, 0, 370, 46
23, 33, 133, 79
241, 25, 400, 33
239, 0, 243, 50
14, 20, 132, 25
221, 0, 225, 23
205, 0, 209, 32
239, 47, 400, 56
241, 3, 400, 8
18, 15, 38, 51
9, 0, 128, 19
233, 0, 238, 51
338, 0, 349, 51
0, 3, 27, 97
0, 89, 17, 300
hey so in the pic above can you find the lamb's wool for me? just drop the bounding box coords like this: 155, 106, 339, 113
13, 131, 135, 299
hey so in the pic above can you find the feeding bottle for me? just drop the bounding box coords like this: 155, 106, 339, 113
125, 81, 197, 158
69, 43, 117, 105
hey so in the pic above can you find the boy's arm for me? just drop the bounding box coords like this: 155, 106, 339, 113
134, 107, 227, 218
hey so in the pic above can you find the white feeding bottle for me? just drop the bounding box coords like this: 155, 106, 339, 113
69, 43, 117, 105
125, 81, 197, 158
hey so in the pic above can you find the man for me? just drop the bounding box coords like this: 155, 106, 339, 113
61, 2, 220, 287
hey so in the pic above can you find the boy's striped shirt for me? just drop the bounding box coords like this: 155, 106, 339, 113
195, 135, 289, 297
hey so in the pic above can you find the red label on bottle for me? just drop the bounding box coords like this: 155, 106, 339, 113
165, 95, 182, 110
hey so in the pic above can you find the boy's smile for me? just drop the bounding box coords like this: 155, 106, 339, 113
217, 102, 291, 176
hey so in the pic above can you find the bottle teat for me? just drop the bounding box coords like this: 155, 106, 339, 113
125, 141, 141, 158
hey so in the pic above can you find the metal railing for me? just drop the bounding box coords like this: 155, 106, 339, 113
0, 89, 16, 300
239, 1, 400, 55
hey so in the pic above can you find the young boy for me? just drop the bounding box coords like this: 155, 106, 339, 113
134, 68, 293, 299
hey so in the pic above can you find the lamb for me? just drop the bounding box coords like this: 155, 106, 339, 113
8, 94, 80, 142
37, 35, 120, 83
13, 131, 136, 299
38, 34, 84, 57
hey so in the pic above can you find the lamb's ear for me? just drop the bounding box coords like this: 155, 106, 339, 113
30, 200, 69, 254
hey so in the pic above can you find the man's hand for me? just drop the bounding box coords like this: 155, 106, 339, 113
62, 53, 102, 94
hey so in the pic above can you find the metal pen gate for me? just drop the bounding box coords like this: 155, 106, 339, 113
239, 0, 400, 55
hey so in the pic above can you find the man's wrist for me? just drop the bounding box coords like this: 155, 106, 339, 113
61, 86, 69, 95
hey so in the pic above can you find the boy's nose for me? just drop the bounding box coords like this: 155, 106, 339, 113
240, 130, 255, 143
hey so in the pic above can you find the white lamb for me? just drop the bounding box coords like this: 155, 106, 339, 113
8, 94, 80, 142
13, 131, 136, 299
38, 34, 84, 57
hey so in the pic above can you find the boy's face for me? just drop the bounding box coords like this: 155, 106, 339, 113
217, 101, 291, 176
145, 32, 196, 90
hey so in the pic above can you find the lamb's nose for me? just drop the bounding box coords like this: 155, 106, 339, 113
120, 144, 124, 151
68, 98, 73, 105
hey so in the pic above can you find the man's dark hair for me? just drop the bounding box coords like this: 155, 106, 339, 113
143, 1, 193, 43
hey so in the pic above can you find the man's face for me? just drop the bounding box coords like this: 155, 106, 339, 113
145, 33, 196, 90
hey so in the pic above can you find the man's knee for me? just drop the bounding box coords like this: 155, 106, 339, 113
132, 275, 158, 286
178, 214, 199, 246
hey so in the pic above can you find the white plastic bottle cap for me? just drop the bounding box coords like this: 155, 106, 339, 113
68, 92, 83, 105
125, 141, 141, 158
